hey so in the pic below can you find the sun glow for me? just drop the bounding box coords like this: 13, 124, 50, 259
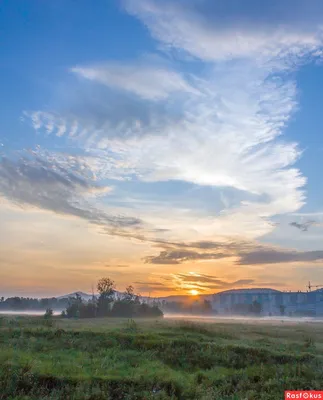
190, 289, 199, 296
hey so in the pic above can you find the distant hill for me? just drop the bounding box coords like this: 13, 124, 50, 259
57, 290, 124, 301
57, 292, 94, 301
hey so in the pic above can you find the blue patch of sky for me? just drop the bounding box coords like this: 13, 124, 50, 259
284, 62, 323, 213
0, 0, 155, 152
103, 178, 266, 214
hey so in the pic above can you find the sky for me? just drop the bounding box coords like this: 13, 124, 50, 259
2, 0, 323, 298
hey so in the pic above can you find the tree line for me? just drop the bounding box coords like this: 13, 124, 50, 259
0, 278, 163, 319
63, 278, 163, 319
0, 296, 69, 311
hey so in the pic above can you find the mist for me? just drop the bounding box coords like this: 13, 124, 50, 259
164, 313, 323, 326
0, 310, 61, 316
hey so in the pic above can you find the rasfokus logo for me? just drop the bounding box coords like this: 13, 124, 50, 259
285, 392, 323, 399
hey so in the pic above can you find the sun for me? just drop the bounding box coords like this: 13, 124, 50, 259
190, 289, 199, 296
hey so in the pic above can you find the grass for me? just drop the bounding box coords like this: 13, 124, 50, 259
1, 316, 323, 399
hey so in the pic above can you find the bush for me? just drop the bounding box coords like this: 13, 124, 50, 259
44, 308, 53, 319
66, 301, 97, 319
110, 300, 163, 318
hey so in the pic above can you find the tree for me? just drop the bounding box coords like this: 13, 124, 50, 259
97, 278, 115, 299
44, 308, 53, 319
123, 285, 138, 303
65, 298, 96, 319
97, 277, 116, 316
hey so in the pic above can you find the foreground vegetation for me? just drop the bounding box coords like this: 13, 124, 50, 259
1, 316, 323, 399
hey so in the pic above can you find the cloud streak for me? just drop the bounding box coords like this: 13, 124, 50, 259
0, 153, 142, 230
72, 61, 197, 100
238, 249, 323, 265
172, 272, 256, 291
145, 238, 323, 265
144, 249, 230, 264
124, 0, 323, 62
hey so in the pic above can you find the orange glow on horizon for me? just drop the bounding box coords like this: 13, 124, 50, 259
190, 289, 199, 296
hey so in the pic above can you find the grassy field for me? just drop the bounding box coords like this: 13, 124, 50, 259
1, 316, 323, 399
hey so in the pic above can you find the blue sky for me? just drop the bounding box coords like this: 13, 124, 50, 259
1, 0, 323, 297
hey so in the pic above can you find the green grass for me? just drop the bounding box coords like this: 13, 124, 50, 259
1, 316, 323, 399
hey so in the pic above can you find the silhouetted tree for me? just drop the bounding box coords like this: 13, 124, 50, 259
123, 285, 137, 303
65, 296, 97, 319
0, 296, 69, 311
44, 308, 53, 319
97, 277, 115, 316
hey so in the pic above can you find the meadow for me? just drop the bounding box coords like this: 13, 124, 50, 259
1, 315, 323, 399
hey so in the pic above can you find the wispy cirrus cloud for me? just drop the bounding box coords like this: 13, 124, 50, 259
124, 0, 323, 62
105, 264, 129, 268
0, 152, 141, 231
25, 61, 306, 240
72, 61, 197, 100
19, 0, 323, 262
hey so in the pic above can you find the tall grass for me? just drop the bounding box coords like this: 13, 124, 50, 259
1, 317, 323, 399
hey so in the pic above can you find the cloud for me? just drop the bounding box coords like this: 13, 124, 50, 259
289, 220, 320, 231
135, 281, 176, 293
22, 0, 323, 249
105, 264, 129, 268
144, 238, 264, 265
72, 61, 197, 100
124, 0, 323, 62
238, 249, 323, 265
145, 238, 323, 266
26, 60, 306, 241
144, 249, 230, 264
172, 272, 255, 291
0, 153, 141, 230
176, 273, 253, 286
170, 272, 288, 292
25, 91, 185, 142
290, 221, 314, 231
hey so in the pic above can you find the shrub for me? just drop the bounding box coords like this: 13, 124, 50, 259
44, 308, 53, 319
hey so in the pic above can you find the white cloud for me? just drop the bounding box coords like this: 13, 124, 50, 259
124, 0, 323, 63
23, 0, 323, 243
71, 62, 197, 100
25, 111, 70, 138
0, 151, 147, 234
25, 61, 305, 240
